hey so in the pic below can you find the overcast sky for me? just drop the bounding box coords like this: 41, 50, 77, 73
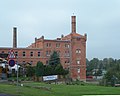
0, 0, 120, 60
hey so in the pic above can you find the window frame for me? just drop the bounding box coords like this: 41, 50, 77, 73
30, 51, 33, 57
22, 51, 26, 57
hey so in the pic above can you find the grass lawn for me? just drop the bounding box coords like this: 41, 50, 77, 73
0, 82, 120, 96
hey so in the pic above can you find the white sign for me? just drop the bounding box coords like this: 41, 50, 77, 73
8, 50, 16, 59
43, 75, 58, 81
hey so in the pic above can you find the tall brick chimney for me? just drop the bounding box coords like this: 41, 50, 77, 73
71, 15, 76, 33
13, 27, 17, 48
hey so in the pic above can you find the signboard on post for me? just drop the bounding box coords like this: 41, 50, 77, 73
9, 59, 15, 67
8, 50, 16, 59
8, 49, 19, 87
8, 49, 16, 67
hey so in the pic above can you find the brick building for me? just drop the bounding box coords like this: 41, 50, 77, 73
0, 16, 87, 81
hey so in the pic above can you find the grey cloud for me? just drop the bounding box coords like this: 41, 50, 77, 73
0, 0, 120, 59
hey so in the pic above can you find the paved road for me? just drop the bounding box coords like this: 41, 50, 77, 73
0, 94, 15, 96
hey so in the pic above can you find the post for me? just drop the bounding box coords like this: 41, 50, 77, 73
17, 57, 19, 86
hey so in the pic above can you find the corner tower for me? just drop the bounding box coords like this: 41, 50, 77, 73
70, 16, 87, 81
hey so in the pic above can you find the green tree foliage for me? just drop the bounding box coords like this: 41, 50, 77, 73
26, 66, 35, 77
35, 61, 44, 77
88, 58, 99, 71
49, 51, 60, 66
44, 51, 69, 76
86, 58, 120, 76
54, 64, 65, 75
43, 65, 53, 76
105, 63, 120, 82
48, 51, 68, 76
43, 64, 69, 76
86, 58, 99, 76
87, 58, 120, 85
86, 58, 89, 67
34, 51, 69, 77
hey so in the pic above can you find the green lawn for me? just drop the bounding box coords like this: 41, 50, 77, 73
0, 82, 120, 96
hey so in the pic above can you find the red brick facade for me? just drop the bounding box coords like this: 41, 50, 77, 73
0, 16, 87, 81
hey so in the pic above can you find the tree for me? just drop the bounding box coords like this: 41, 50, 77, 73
94, 69, 102, 76
86, 58, 89, 67
43, 65, 53, 76
35, 61, 44, 77
86, 58, 99, 76
89, 58, 99, 70
55, 64, 64, 75
104, 61, 120, 86
47, 51, 69, 76
26, 66, 35, 77
54, 64, 69, 78
49, 51, 60, 66
99, 60, 104, 69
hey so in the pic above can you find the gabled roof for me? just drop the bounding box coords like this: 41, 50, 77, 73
61, 33, 83, 40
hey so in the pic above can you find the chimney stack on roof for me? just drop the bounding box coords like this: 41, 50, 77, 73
13, 27, 17, 48
71, 15, 76, 33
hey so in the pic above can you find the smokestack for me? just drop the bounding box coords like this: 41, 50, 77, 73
13, 27, 17, 48
71, 15, 76, 33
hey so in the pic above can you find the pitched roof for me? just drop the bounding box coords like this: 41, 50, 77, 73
61, 33, 82, 40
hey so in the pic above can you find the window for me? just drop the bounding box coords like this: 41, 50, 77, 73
76, 49, 81, 54
2, 51, 4, 53
46, 60, 48, 64
30, 52, 33, 57
56, 43, 60, 48
65, 61, 67, 63
68, 44, 70, 48
46, 51, 48, 56
23, 51, 26, 57
65, 59, 70, 64
67, 51, 70, 56
77, 37, 80, 41
49, 43, 51, 47
38, 52, 40, 57
65, 44, 70, 48
65, 44, 67, 47
77, 60, 80, 64
68, 59, 70, 63
78, 68, 80, 73
15, 51, 18, 57
30, 61, 33, 65
46, 43, 51, 47
65, 51, 70, 57
23, 61, 25, 64
46, 43, 49, 47
46, 50, 51, 56
57, 51, 60, 56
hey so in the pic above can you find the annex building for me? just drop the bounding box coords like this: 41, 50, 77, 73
0, 16, 87, 81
